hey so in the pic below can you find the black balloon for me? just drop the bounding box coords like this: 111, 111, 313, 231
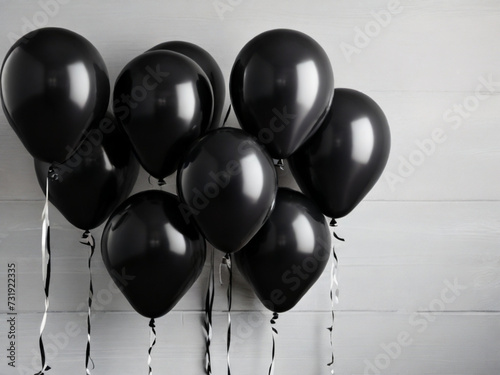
1, 27, 110, 163
177, 128, 277, 254
148, 41, 225, 130
234, 188, 331, 313
289, 88, 391, 219
101, 190, 206, 319
34, 112, 139, 230
113, 50, 214, 181
230, 29, 334, 159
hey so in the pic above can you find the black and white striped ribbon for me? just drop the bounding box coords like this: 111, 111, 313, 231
268, 312, 279, 375
219, 253, 233, 375
79, 230, 96, 375
35, 177, 52, 375
204, 247, 215, 375
147, 319, 157, 375
327, 219, 344, 374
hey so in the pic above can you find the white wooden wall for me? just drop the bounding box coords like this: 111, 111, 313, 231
1, 1, 499, 374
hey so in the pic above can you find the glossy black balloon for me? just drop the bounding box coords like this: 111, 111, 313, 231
230, 29, 334, 159
101, 190, 206, 319
113, 50, 214, 181
289, 88, 391, 219
34, 112, 139, 230
1, 27, 110, 163
234, 188, 331, 313
148, 41, 225, 130
177, 128, 277, 254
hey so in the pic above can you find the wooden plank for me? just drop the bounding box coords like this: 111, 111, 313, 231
1, 201, 499, 313
1, 311, 499, 375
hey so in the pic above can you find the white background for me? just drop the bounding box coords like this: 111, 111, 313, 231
1, 0, 499, 374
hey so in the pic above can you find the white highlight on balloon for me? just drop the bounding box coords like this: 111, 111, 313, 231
296, 60, 319, 110
176, 82, 196, 123
102, 152, 113, 172
67, 62, 90, 109
240, 153, 264, 202
292, 214, 315, 253
164, 223, 187, 255
351, 117, 374, 164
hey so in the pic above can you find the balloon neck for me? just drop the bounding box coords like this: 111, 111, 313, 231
274, 159, 284, 170
157, 179, 166, 187
329, 218, 338, 227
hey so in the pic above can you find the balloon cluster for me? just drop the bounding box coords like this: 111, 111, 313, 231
1, 28, 390, 319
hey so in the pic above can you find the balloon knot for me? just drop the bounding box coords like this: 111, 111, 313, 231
48, 166, 59, 181
222, 254, 231, 267
329, 219, 338, 227
158, 179, 166, 187
149, 318, 156, 328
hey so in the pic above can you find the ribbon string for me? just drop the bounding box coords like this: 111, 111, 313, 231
80, 231, 96, 375
222, 104, 232, 127
147, 319, 157, 375
35, 177, 52, 375
268, 312, 279, 375
219, 253, 233, 375
204, 247, 215, 374
330, 219, 345, 242
327, 219, 344, 374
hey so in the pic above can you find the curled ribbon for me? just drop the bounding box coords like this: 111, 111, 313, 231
268, 312, 279, 375
79, 231, 96, 375
327, 219, 344, 374
219, 253, 233, 375
204, 247, 215, 374
148, 319, 157, 375
35, 177, 52, 375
